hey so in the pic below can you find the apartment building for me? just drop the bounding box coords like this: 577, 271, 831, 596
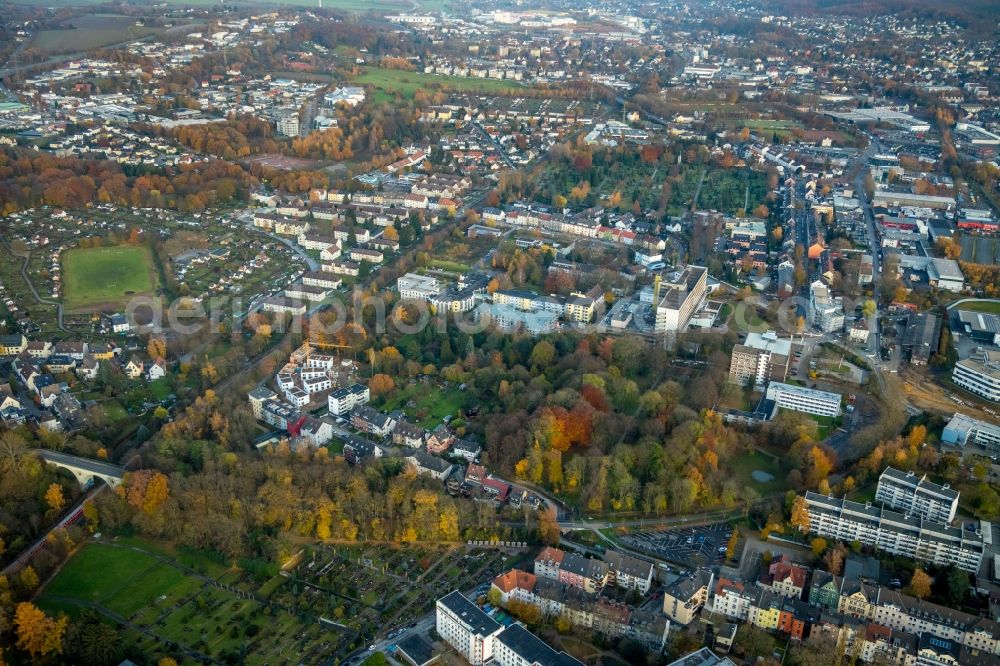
728, 330, 796, 386
603, 550, 655, 594
876, 467, 959, 524
662, 569, 714, 625
435, 591, 504, 666
765, 381, 842, 417
953, 350, 1000, 403
802, 492, 985, 573
809, 280, 845, 333
328, 383, 370, 416
654, 265, 708, 334
493, 624, 583, 666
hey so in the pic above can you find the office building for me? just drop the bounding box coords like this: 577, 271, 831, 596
953, 350, 1000, 402
942, 413, 1000, 451
765, 382, 842, 417
801, 492, 985, 573
435, 591, 504, 666
876, 467, 959, 524
654, 265, 708, 334
398, 273, 442, 301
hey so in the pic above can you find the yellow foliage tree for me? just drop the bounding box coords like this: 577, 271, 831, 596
44, 483, 65, 513
14, 602, 68, 659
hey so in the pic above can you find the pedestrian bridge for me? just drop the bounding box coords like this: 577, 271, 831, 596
35, 449, 125, 489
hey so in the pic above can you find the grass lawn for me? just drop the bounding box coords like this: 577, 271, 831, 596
730, 451, 790, 494
353, 68, 525, 100
42, 542, 188, 616
62, 245, 157, 311
427, 259, 472, 273
378, 382, 467, 428
952, 300, 1000, 314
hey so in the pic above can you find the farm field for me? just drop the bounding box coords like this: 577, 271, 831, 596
29, 15, 165, 53
353, 68, 525, 103
62, 245, 157, 311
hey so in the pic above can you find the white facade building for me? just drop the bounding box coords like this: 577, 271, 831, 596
436, 591, 504, 666
953, 350, 1000, 403
765, 381, 842, 417
802, 492, 985, 573
876, 467, 959, 524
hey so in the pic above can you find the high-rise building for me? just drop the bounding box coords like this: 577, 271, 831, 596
654, 265, 708, 334
728, 330, 797, 387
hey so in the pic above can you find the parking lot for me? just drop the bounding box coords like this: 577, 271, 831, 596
621, 523, 732, 569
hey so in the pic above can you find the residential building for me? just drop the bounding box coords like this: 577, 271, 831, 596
801, 492, 985, 573
328, 383, 370, 416
876, 467, 959, 524
810, 280, 845, 333
435, 591, 504, 666
277, 111, 299, 137
350, 405, 396, 437
493, 623, 583, 666
0, 334, 27, 356
666, 647, 736, 666
662, 569, 714, 625
261, 296, 308, 315
760, 555, 807, 599
953, 350, 1000, 403
533, 547, 608, 593
405, 450, 455, 481
604, 550, 655, 594
654, 266, 708, 334
765, 382, 842, 417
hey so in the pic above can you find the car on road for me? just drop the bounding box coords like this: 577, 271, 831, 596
368, 644, 376, 651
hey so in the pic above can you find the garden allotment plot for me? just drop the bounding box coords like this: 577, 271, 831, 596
62, 245, 158, 312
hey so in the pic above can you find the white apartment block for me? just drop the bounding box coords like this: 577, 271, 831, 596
328, 383, 370, 416
765, 381, 842, 417
876, 467, 959, 524
802, 492, 985, 573
436, 591, 504, 666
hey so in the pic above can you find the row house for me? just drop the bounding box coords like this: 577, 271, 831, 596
301, 271, 342, 290
323, 260, 361, 276
349, 247, 385, 264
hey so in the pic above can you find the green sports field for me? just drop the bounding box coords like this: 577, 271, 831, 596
62, 245, 157, 311
353, 67, 525, 103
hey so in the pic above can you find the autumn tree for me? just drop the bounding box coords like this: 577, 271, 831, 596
811, 537, 828, 557
538, 508, 561, 546
907, 568, 932, 599
45, 483, 65, 513
147, 336, 167, 360
15, 602, 68, 659
790, 496, 810, 532
369, 373, 395, 397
